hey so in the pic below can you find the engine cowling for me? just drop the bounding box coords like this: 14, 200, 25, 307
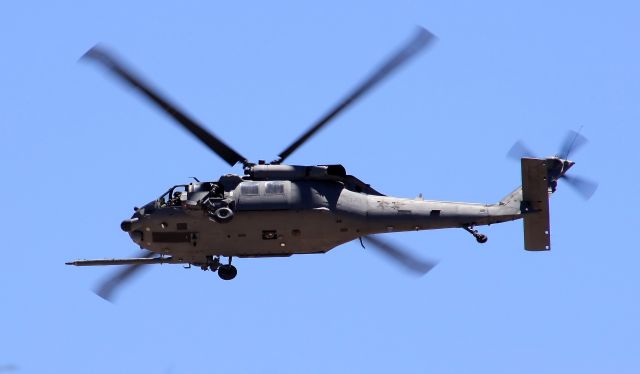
247, 164, 346, 181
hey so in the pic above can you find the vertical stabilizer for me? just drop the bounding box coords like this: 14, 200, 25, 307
521, 158, 551, 250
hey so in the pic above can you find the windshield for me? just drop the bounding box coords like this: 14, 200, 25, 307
156, 185, 189, 207
154, 182, 221, 208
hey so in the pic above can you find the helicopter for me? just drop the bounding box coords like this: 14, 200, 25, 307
66, 27, 597, 300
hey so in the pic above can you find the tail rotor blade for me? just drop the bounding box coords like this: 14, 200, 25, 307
94, 251, 155, 302
274, 27, 436, 164
558, 130, 588, 159
506, 140, 536, 160
362, 235, 438, 275
561, 174, 598, 200
82, 46, 248, 167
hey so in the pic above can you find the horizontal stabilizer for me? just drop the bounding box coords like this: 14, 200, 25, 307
521, 158, 551, 251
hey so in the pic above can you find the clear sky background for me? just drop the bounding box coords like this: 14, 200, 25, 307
1, 1, 639, 373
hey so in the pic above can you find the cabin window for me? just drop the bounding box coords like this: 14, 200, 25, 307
240, 183, 259, 196
265, 182, 285, 195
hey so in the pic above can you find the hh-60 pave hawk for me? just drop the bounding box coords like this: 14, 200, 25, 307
67, 28, 597, 300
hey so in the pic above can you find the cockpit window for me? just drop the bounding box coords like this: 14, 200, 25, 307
156, 185, 188, 207
265, 182, 285, 195
240, 183, 259, 196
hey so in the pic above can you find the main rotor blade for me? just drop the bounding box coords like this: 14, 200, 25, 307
362, 235, 438, 275
94, 251, 155, 302
82, 46, 248, 167
506, 140, 536, 160
558, 130, 588, 160
274, 27, 436, 164
561, 174, 598, 200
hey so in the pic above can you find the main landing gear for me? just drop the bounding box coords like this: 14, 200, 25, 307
463, 225, 488, 244
200, 256, 237, 280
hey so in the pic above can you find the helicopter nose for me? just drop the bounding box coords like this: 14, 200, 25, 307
120, 218, 139, 232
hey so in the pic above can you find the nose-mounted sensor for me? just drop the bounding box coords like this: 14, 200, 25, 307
120, 218, 139, 232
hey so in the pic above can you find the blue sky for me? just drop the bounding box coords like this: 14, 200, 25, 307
1, 1, 639, 373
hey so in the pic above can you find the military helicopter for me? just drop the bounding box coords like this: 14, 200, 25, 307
67, 27, 597, 300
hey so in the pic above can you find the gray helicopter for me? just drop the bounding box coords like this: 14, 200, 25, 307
67, 28, 597, 300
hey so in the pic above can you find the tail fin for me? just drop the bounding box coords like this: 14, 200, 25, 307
520, 158, 551, 251
497, 158, 551, 250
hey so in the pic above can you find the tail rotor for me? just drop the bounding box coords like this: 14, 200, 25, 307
506, 129, 598, 200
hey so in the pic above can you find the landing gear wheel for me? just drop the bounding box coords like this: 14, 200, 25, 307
211, 207, 234, 223
463, 225, 488, 244
218, 264, 237, 280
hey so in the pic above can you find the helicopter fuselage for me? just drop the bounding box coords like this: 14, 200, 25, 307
125, 174, 522, 264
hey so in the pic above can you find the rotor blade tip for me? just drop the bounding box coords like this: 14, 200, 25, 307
581, 184, 598, 200
363, 235, 438, 276
414, 260, 439, 276
415, 26, 437, 42
80, 45, 102, 62
94, 290, 115, 303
